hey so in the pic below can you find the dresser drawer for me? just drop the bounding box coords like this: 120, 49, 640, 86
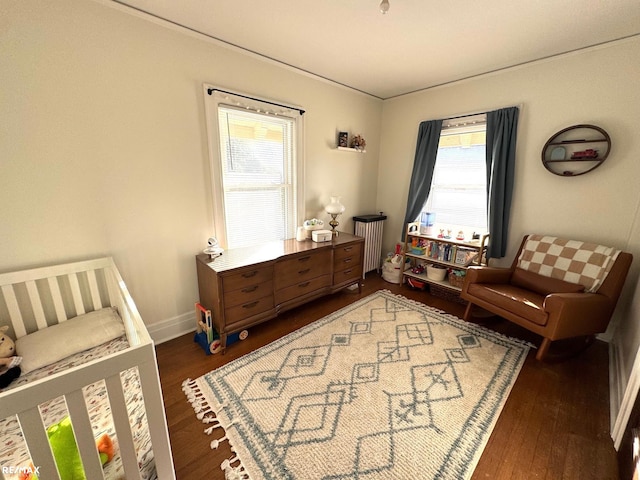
225, 294, 274, 325
275, 274, 331, 305
333, 265, 362, 286
333, 242, 363, 264
274, 250, 332, 290
224, 280, 274, 309
333, 251, 361, 270
222, 265, 273, 293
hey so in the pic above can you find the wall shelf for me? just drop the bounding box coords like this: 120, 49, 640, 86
337, 146, 366, 153
541, 124, 611, 177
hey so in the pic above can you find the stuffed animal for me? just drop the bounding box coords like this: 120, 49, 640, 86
19, 416, 114, 480
0, 325, 22, 388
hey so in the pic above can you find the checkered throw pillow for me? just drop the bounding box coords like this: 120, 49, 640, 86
517, 235, 620, 293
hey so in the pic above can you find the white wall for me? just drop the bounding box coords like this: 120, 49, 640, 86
376, 37, 640, 429
0, 0, 382, 328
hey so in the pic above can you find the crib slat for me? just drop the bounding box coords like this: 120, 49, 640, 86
48, 276, 68, 322
68, 273, 86, 315
1, 284, 27, 338
18, 407, 62, 480
87, 269, 103, 310
25, 280, 48, 330
106, 373, 143, 480
105, 267, 119, 308
138, 357, 176, 479
66, 389, 106, 480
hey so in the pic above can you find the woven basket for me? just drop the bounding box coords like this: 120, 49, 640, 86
429, 285, 467, 305
448, 272, 466, 288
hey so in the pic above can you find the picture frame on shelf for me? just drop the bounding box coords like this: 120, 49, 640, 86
454, 249, 468, 265
338, 131, 348, 148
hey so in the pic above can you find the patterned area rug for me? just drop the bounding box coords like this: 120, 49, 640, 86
183, 290, 529, 480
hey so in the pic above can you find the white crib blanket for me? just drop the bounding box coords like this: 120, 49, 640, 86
0, 336, 156, 480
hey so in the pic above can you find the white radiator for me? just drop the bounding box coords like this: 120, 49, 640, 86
354, 214, 387, 278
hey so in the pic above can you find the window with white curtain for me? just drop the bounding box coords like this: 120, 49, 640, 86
422, 114, 487, 236
204, 88, 304, 249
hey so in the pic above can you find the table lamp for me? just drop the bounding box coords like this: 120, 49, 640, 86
325, 196, 345, 235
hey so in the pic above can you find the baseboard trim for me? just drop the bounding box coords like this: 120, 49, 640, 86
610, 340, 624, 435
611, 340, 640, 450
147, 311, 194, 345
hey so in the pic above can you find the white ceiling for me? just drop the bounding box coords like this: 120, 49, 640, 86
113, 0, 640, 99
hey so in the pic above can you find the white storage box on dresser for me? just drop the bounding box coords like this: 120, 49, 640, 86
312, 230, 332, 242
0, 257, 175, 480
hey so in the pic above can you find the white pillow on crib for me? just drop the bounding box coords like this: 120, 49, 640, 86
15, 307, 126, 374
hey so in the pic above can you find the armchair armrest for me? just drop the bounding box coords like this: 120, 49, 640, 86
464, 266, 513, 285
543, 292, 613, 339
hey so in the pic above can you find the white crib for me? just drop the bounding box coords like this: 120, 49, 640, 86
0, 257, 175, 480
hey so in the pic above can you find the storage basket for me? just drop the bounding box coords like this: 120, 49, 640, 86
426, 265, 447, 281
430, 285, 468, 305
407, 277, 427, 290
382, 254, 404, 284
448, 271, 466, 288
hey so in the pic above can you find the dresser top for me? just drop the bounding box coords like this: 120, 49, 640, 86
196, 232, 363, 273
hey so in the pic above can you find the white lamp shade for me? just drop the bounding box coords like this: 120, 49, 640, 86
326, 196, 345, 215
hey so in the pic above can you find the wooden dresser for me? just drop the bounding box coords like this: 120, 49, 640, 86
196, 233, 364, 350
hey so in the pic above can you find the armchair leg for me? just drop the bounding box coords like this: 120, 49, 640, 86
463, 301, 473, 322
536, 338, 552, 361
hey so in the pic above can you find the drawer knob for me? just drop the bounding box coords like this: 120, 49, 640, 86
298, 281, 310, 288
298, 256, 311, 262
242, 285, 258, 293
242, 271, 258, 278
343, 258, 352, 264
298, 268, 311, 275
343, 247, 353, 252
242, 301, 259, 309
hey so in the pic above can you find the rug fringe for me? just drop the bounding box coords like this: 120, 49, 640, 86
222, 448, 250, 480
182, 378, 251, 479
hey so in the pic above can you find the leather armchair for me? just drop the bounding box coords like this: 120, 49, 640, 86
461, 235, 633, 360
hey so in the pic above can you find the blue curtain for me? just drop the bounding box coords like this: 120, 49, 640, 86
401, 119, 443, 240
485, 107, 519, 258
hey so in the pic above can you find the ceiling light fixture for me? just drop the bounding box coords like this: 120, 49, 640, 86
379, 0, 390, 14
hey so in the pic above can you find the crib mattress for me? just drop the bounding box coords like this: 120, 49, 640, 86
0, 336, 156, 480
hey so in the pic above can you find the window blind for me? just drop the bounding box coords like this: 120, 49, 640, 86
217, 106, 297, 248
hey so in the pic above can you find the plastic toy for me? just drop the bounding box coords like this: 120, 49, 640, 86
0, 326, 22, 388
411, 264, 425, 274
19, 416, 114, 480
571, 149, 598, 159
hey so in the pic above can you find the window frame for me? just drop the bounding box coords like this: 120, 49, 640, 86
203, 86, 305, 248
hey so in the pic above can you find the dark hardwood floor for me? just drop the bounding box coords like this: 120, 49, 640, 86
156, 273, 619, 479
